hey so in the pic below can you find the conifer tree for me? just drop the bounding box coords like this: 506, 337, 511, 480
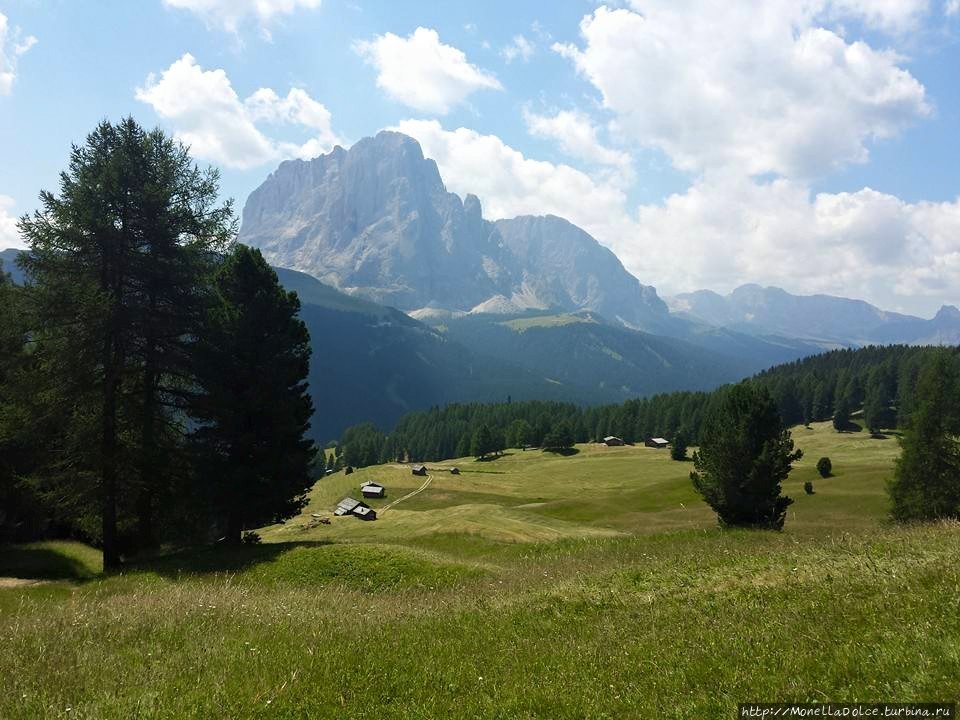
189, 246, 316, 543
691, 382, 801, 529
889, 350, 960, 521
18, 119, 231, 567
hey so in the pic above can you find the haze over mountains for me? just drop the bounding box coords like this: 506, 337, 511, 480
669, 285, 960, 346
4, 130, 956, 439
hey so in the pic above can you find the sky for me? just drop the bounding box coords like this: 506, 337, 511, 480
1, 0, 959, 316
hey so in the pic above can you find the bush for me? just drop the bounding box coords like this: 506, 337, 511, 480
804, 481, 815, 495
816, 457, 832, 478
242, 531, 262, 545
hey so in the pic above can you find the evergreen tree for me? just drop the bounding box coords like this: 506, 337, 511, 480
670, 432, 688, 461
542, 421, 575, 452
189, 246, 316, 543
889, 350, 960, 521
507, 418, 533, 448
471, 424, 495, 459
832, 395, 851, 432
816, 457, 832, 478
691, 382, 801, 529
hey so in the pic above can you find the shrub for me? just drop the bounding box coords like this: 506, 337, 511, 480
804, 481, 815, 495
817, 457, 832, 478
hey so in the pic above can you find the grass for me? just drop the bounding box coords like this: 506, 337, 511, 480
1, 421, 958, 718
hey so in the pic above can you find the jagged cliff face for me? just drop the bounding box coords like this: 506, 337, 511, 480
239, 131, 666, 327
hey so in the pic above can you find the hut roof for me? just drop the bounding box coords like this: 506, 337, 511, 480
334, 496, 367, 515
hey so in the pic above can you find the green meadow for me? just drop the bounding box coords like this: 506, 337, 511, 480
2, 421, 958, 719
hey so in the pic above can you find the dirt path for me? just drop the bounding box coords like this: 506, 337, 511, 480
0, 578, 50, 589
379, 473, 433, 515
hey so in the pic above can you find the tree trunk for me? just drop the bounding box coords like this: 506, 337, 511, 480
225, 512, 242, 545
101, 337, 121, 572
137, 358, 158, 550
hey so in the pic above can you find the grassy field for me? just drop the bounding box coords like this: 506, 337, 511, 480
2, 421, 958, 719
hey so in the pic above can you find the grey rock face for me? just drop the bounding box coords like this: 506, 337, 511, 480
239, 131, 666, 326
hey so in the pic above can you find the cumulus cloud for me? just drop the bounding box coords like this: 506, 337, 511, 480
501, 34, 535, 63
162, 0, 322, 34
394, 119, 959, 315
394, 119, 633, 247
354, 27, 501, 114
523, 108, 630, 171
554, 2, 930, 179
0, 196, 25, 250
947, 0, 960, 15
0, 12, 37, 96
136, 54, 341, 170
628, 178, 960, 315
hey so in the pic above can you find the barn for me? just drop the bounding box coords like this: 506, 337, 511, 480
645, 437, 669, 449
450, 467, 461, 475
334, 496, 371, 517
412, 464, 428, 476
361, 481, 386, 498
603, 436, 624, 446
352, 505, 377, 521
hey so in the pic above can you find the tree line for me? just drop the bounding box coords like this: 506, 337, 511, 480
0, 119, 316, 568
337, 344, 955, 467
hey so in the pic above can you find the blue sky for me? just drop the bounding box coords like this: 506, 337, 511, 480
1, 0, 959, 316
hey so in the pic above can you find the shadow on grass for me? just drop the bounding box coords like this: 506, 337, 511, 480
542, 447, 581, 457
127, 540, 333, 579
0, 546, 97, 581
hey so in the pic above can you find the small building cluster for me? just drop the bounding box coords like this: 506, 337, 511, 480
334, 496, 376, 521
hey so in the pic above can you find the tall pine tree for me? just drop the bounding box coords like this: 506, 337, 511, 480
889, 350, 960, 521
189, 246, 316, 543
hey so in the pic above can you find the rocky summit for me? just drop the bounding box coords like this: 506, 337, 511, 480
238, 131, 667, 328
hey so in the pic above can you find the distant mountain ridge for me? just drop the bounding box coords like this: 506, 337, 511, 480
238, 131, 667, 329
668, 284, 960, 346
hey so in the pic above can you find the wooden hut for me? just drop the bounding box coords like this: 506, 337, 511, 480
645, 437, 669, 449
603, 436, 624, 446
412, 464, 427, 476
360, 481, 386, 499
334, 496, 370, 517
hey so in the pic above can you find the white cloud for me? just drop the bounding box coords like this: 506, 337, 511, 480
555, 2, 930, 179
523, 108, 630, 170
0, 12, 37, 96
162, 0, 322, 34
393, 119, 959, 315
947, 0, 960, 15
0, 196, 25, 250
136, 54, 341, 170
354, 27, 502, 114
627, 177, 960, 315
501, 34, 535, 63
394, 119, 633, 247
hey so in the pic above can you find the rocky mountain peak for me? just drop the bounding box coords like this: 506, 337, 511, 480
238, 132, 667, 328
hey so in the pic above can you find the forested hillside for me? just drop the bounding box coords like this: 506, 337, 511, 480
338, 345, 958, 466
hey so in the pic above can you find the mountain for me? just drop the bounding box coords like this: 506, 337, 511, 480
273, 267, 595, 441
238, 131, 667, 328
669, 284, 960, 346
0, 249, 25, 285
278, 270, 809, 439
